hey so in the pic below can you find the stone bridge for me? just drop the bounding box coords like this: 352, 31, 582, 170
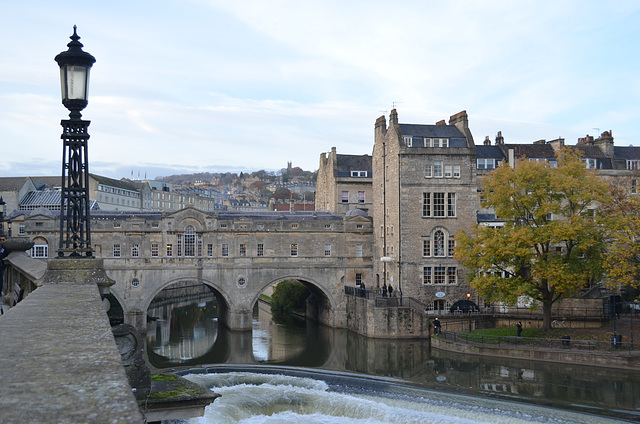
80, 208, 376, 333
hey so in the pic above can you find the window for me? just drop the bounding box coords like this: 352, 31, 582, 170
423, 192, 456, 218
423, 267, 432, 284
404, 135, 413, 147
197, 234, 203, 257
425, 164, 432, 178
434, 230, 445, 256
422, 237, 430, 257
177, 234, 183, 257
166, 244, 173, 257
18, 224, 25, 236
184, 225, 195, 257
477, 158, 495, 170
131, 278, 140, 288
239, 244, 247, 256
113, 244, 121, 258
358, 191, 365, 203
433, 193, 445, 217
434, 161, 443, 178
453, 165, 460, 178
257, 243, 264, 257
448, 236, 455, 257
291, 243, 298, 257
447, 267, 457, 284
151, 243, 159, 257
131, 244, 139, 257
627, 160, 640, 170
31, 244, 48, 258
207, 244, 213, 257
113, 222, 121, 228
444, 165, 452, 178
238, 277, 246, 286
447, 193, 456, 217
351, 170, 367, 177
583, 158, 597, 169
422, 192, 431, 217
220, 223, 228, 229
434, 267, 446, 284
342, 191, 349, 203
633, 179, 638, 194
291, 223, 299, 229
356, 224, 363, 229
325, 244, 331, 256
222, 244, 229, 257
356, 244, 363, 257
355, 273, 362, 285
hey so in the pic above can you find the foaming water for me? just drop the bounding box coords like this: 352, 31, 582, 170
182, 371, 626, 424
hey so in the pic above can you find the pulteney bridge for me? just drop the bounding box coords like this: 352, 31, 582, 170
38, 208, 374, 333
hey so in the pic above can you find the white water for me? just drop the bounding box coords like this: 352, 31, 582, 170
183, 372, 626, 424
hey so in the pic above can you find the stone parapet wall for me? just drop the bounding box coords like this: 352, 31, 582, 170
346, 295, 429, 339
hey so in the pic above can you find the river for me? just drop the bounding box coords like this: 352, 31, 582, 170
146, 296, 640, 422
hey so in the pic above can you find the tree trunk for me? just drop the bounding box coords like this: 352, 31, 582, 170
542, 300, 553, 331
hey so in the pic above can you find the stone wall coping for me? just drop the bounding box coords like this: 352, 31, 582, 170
0, 283, 143, 423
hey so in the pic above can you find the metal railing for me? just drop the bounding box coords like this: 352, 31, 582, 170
436, 330, 637, 352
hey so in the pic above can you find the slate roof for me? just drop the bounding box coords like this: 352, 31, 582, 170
399, 123, 468, 147
614, 146, 640, 161
336, 154, 372, 177
476, 145, 505, 159
89, 173, 139, 191
505, 143, 556, 159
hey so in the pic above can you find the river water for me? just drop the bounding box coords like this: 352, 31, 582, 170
146, 296, 640, 422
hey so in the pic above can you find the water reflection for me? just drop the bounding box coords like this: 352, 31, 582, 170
146, 296, 640, 419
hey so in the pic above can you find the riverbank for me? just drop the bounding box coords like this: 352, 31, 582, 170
431, 319, 640, 370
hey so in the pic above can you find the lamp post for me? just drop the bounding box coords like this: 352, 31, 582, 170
54, 26, 95, 258
0, 197, 5, 237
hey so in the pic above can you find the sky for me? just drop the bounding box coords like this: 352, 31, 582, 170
1, 1, 639, 180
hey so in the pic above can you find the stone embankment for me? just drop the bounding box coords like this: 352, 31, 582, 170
431, 332, 640, 370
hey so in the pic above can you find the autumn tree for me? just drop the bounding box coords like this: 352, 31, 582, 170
455, 148, 611, 330
602, 178, 640, 297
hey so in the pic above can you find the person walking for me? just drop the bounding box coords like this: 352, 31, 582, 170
433, 317, 442, 335
388, 284, 394, 297
517, 321, 523, 337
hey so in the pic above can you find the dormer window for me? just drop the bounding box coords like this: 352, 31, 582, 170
351, 171, 367, 177
404, 136, 413, 147
582, 158, 597, 169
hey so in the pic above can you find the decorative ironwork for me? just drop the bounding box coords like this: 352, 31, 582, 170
58, 119, 93, 257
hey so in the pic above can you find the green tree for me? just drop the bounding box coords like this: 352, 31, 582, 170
271, 280, 310, 322
455, 148, 610, 330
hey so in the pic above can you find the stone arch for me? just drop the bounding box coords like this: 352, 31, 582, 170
255, 274, 338, 328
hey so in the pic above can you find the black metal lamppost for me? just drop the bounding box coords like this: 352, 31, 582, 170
0, 197, 5, 237
54, 26, 96, 258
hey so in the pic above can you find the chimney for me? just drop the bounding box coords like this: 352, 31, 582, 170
435, 119, 446, 126
389, 109, 398, 126
483, 136, 491, 146
448, 110, 474, 146
495, 131, 504, 145
595, 130, 614, 157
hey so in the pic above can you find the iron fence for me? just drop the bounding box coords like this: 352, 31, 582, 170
436, 330, 637, 352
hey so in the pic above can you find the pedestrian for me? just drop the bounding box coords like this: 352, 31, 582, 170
388, 284, 394, 297
0, 236, 9, 296
517, 321, 523, 337
382, 284, 387, 297
360, 282, 366, 298
433, 317, 441, 335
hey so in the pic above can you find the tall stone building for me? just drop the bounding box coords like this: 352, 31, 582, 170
372, 109, 479, 311
316, 147, 373, 215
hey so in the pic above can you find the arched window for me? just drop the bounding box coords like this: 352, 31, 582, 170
434, 230, 445, 257
184, 225, 196, 257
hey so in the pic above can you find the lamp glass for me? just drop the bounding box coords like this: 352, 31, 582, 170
60, 64, 89, 101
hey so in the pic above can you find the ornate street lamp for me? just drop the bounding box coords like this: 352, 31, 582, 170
54, 26, 96, 257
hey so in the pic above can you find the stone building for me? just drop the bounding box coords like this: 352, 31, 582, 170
371, 109, 479, 311
316, 147, 373, 215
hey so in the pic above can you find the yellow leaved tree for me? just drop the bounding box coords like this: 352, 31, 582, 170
455, 148, 611, 330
